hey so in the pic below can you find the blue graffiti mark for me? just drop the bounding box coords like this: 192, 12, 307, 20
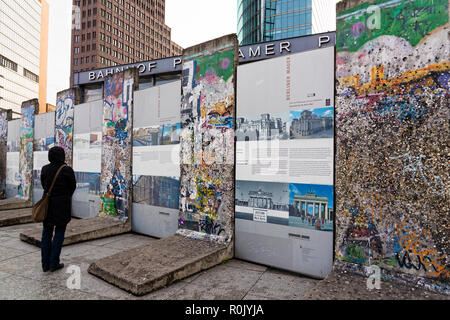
372, 95, 429, 123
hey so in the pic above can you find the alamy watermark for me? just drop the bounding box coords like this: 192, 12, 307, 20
66, 264, 81, 290
366, 265, 381, 291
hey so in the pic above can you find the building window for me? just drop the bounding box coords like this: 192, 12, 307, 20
23, 69, 38, 83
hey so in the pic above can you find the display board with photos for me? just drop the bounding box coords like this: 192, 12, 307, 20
6, 119, 20, 199
132, 80, 181, 238
72, 100, 103, 218
235, 46, 335, 277
32, 112, 56, 204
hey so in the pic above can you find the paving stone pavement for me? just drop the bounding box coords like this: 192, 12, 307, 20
303, 270, 450, 300
2, 223, 447, 300
0, 223, 320, 300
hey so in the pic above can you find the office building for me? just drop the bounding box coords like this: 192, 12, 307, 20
237, 0, 336, 45
0, 0, 49, 115
70, 0, 183, 86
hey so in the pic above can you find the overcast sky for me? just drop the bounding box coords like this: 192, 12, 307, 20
46, 0, 339, 105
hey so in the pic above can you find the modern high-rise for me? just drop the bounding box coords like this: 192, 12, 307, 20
0, 0, 49, 115
70, 0, 183, 86
237, 0, 336, 45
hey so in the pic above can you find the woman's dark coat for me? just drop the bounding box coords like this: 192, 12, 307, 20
40, 147, 77, 226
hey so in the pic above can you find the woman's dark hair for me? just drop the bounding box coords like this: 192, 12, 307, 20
48, 146, 66, 164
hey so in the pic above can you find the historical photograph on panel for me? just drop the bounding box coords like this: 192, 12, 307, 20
236, 112, 289, 142
289, 183, 333, 232
33, 137, 55, 151
289, 107, 334, 139
235, 180, 289, 225
73, 133, 90, 150
133, 124, 181, 147
133, 126, 160, 146
160, 123, 181, 145
90, 132, 101, 148
133, 175, 180, 209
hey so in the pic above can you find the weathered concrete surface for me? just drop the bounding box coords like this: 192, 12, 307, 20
0, 226, 318, 300
303, 269, 450, 300
0, 198, 31, 211
0, 208, 33, 227
19, 216, 131, 247
88, 235, 233, 296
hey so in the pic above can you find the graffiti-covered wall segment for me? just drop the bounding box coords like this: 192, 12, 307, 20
336, 0, 449, 290
18, 100, 38, 201
99, 69, 138, 222
55, 89, 80, 167
179, 35, 238, 243
0, 110, 12, 199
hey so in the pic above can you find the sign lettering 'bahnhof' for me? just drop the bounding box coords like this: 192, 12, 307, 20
73, 32, 336, 86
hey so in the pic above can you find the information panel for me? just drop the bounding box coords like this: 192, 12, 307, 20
72, 100, 103, 218
235, 46, 335, 278
32, 112, 55, 204
6, 119, 20, 199
132, 80, 181, 238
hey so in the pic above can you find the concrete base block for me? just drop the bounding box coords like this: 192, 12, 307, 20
0, 198, 32, 211
20, 216, 131, 247
0, 208, 33, 227
88, 235, 233, 296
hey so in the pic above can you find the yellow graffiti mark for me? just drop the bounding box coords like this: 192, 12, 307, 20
338, 61, 450, 96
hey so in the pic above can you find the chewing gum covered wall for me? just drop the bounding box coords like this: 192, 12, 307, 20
335, 0, 449, 290
178, 35, 238, 243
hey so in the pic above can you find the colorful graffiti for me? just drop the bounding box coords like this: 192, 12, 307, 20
0, 110, 11, 199
55, 89, 79, 166
18, 100, 37, 201
99, 69, 137, 221
179, 35, 237, 243
336, 0, 449, 290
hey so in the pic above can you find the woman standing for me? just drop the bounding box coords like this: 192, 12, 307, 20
40, 146, 76, 272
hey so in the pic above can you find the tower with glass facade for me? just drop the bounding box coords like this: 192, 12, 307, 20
238, 0, 334, 45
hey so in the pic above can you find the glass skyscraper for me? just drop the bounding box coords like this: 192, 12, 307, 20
238, 0, 335, 45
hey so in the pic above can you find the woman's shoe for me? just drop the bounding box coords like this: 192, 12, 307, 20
50, 263, 65, 272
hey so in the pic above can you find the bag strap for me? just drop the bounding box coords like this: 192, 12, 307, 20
47, 164, 66, 196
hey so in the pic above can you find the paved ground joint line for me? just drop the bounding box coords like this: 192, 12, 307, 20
11, 272, 117, 300
0, 250, 37, 263
241, 268, 267, 300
